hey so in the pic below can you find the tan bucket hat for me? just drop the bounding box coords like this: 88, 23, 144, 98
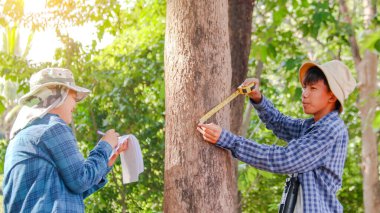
299, 60, 356, 113
19, 68, 90, 104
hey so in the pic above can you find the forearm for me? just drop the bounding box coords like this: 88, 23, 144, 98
68, 141, 113, 193
250, 96, 303, 141
83, 166, 113, 198
43, 123, 115, 195
216, 129, 327, 174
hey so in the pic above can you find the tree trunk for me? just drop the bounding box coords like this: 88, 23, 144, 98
228, 0, 254, 135
164, 1, 238, 212
358, 1, 380, 212
357, 51, 380, 213
339, 1, 380, 212
228, 1, 254, 211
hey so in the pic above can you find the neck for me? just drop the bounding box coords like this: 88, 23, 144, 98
313, 106, 335, 122
48, 108, 61, 118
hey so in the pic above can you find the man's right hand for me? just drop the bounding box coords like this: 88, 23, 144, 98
101, 129, 119, 149
240, 78, 262, 103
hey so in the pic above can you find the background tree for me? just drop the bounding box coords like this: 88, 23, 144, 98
228, 0, 255, 135
339, 0, 380, 212
164, 0, 238, 212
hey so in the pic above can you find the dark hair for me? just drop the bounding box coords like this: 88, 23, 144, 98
302, 66, 341, 111
302, 66, 329, 88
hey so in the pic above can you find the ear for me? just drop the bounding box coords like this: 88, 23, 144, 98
328, 92, 337, 103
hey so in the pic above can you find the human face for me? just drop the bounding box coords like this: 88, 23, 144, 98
53, 90, 77, 124
302, 80, 336, 121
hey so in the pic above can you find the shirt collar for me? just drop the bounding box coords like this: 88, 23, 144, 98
311, 110, 339, 127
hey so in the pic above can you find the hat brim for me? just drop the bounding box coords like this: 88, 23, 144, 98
19, 82, 91, 105
299, 62, 343, 113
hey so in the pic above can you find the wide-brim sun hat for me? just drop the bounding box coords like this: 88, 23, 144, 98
299, 60, 356, 113
19, 68, 91, 104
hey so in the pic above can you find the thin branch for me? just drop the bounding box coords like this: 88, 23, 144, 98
339, 0, 362, 66
313, 37, 340, 59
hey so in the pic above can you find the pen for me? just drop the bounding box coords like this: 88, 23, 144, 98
97, 130, 106, 136
97, 130, 128, 153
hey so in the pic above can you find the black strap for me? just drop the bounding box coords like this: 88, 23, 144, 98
278, 175, 300, 213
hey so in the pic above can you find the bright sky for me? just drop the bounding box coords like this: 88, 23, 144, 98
11, 0, 115, 63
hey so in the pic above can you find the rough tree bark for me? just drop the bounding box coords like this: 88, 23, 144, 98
339, 1, 380, 212
164, 0, 238, 212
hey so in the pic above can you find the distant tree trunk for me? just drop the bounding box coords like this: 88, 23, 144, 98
228, 0, 254, 135
240, 60, 263, 138
358, 51, 380, 213
228, 1, 254, 211
164, 0, 238, 212
339, 1, 380, 212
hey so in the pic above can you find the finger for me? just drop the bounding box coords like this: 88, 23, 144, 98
124, 142, 128, 150
206, 124, 221, 131
202, 134, 208, 141
122, 140, 128, 148
197, 127, 206, 135
242, 79, 252, 86
107, 129, 115, 133
204, 135, 217, 144
205, 133, 218, 142
109, 153, 117, 161
204, 128, 216, 136
198, 123, 207, 128
201, 123, 217, 130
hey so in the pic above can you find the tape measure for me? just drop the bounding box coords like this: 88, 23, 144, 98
199, 82, 255, 124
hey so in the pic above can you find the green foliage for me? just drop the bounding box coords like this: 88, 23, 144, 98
60, 1, 165, 212
0, 0, 165, 212
361, 30, 380, 53
0, 0, 376, 212
0, 139, 7, 173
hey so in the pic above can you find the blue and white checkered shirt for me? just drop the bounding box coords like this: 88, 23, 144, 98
3, 114, 113, 213
216, 96, 348, 213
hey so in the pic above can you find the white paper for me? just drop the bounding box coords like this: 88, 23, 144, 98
117, 134, 144, 184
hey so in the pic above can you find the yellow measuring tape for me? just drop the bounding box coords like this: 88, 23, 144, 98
199, 82, 255, 124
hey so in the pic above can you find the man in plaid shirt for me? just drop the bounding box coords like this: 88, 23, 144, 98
198, 60, 356, 212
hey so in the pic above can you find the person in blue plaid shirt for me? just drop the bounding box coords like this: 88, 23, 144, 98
197, 60, 356, 212
3, 68, 128, 213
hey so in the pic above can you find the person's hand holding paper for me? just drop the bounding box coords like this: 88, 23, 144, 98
108, 136, 130, 166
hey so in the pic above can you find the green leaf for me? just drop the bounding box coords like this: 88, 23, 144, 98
259, 170, 273, 178
359, 30, 380, 52
267, 43, 277, 59
373, 110, 380, 131
0, 96, 5, 114
374, 39, 380, 52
